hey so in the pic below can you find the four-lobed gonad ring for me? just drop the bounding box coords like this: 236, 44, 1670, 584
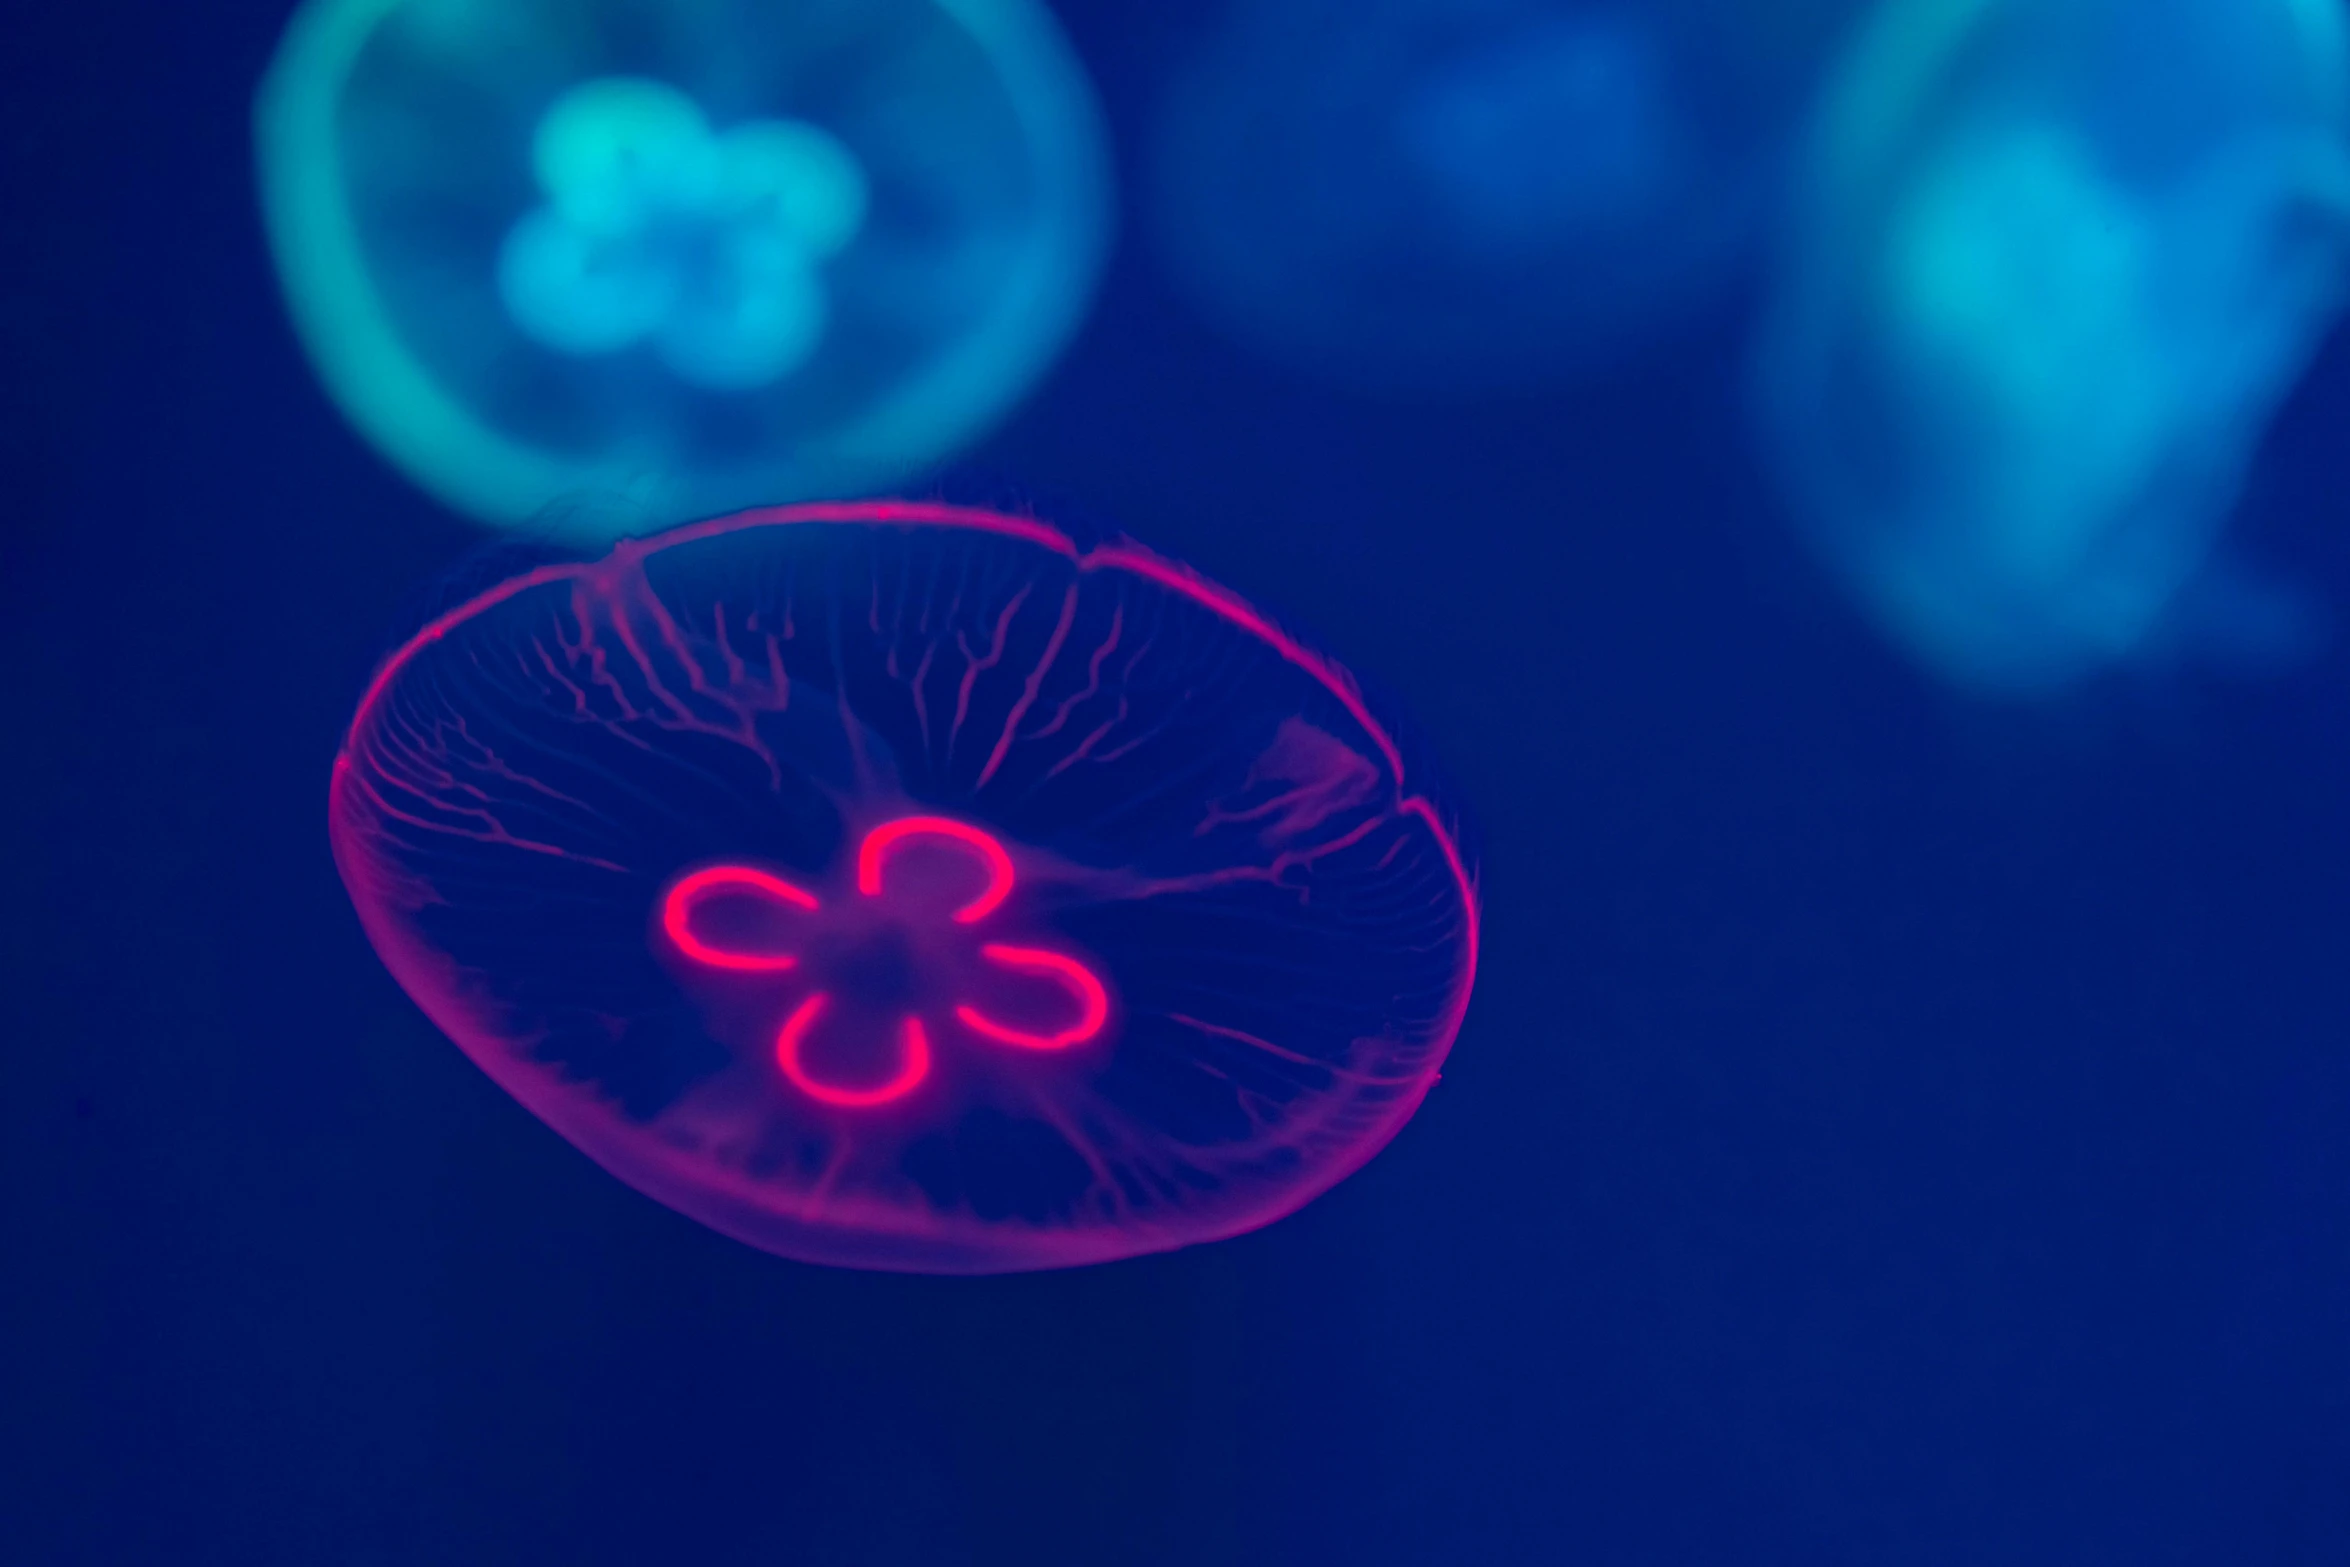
659, 815, 1111, 1106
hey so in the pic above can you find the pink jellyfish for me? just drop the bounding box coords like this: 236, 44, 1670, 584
331, 502, 1478, 1272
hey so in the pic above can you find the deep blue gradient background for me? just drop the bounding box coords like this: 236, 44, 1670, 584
7, 3, 2350, 1563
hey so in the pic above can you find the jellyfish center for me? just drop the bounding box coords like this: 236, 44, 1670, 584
495, 76, 870, 391
657, 816, 1111, 1110
817, 925, 924, 1008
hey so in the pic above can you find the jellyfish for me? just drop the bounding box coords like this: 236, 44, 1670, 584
1149, 0, 1803, 392
255, 0, 1111, 536
330, 501, 1480, 1273
1750, 0, 2350, 693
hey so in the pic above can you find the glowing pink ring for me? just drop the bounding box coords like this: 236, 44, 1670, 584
661, 865, 820, 971
955, 943, 1110, 1051
775, 994, 931, 1109
856, 816, 1016, 924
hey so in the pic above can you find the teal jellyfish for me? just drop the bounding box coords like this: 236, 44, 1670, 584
1150, 0, 1828, 393
1751, 0, 2350, 693
255, 0, 1111, 536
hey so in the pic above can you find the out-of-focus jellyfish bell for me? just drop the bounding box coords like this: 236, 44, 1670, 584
255, 0, 1111, 537
1149, 0, 1801, 392
1751, 0, 2350, 693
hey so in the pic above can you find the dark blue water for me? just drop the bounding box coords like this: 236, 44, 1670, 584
9, 2, 2349, 1563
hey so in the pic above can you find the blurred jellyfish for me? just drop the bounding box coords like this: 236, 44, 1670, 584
1751, 0, 2350, 693
255, 0, 1111, 536
1150, 0, 1812, 392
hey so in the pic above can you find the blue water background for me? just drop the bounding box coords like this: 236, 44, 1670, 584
7, 2, 2349, 1562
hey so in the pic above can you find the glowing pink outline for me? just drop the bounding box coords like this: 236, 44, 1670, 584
776, 994, 931, 1108
955, 944, 1109, 1051
663, 818, 1112, 1099
856, 815, 1015, 923
660, 865, 819, 971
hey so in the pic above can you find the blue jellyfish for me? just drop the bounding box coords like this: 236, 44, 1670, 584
1751, 0, 2350, 693
255, 0, 1111, 536
1149, 0, 1813, 392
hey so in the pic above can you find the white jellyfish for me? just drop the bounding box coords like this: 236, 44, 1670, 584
256, 0, 1111, 537
1751, 0, 2350, 692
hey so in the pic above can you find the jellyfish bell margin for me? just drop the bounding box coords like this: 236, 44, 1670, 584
255, 0, 1112, 538
330, 500, 1480, 1274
